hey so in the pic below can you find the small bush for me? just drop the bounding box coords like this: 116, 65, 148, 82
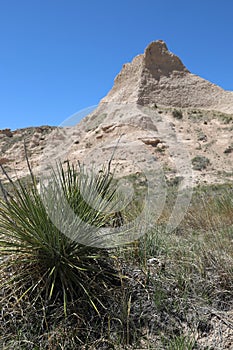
191, 155, 210, 170
172, 109, 183, 120
221, 114, 233, 124
224, 144, 233, 154
197, 131, 207, 141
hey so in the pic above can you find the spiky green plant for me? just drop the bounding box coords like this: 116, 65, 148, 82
0, 161, 128, 315
164, 335, 196, 350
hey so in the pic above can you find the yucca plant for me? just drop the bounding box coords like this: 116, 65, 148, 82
0, 160, 129, 315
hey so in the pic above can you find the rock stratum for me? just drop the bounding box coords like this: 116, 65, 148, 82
102, 40, 233, 114
0, 40, 233, 186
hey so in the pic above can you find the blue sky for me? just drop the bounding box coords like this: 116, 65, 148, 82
0, 0, 233, 130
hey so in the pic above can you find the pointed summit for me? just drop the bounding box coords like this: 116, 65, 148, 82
143, 40, 189, 79
101, 40, 233, 113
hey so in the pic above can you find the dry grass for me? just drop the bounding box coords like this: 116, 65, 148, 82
0, 181, 233, 349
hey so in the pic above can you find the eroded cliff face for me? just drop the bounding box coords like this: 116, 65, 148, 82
102, 40, 233, 113
1, 41, 232, 187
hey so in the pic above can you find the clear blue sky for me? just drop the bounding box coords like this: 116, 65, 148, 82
0, 0, 233, 130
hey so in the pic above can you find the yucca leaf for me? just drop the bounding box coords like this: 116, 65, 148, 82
0, 160, 127, 315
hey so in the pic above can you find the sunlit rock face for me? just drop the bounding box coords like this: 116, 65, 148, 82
102, 40, 233, 113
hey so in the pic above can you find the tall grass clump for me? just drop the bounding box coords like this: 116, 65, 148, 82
184, 184, 233, 231
0, 161, 128, 316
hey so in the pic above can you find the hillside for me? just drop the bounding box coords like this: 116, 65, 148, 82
1, 41, 232, 187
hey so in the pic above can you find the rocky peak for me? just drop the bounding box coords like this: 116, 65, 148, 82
101, 40, 233, 113
143, 40, 189, 80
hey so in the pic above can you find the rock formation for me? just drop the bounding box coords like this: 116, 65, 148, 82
101, 40, 233, 113
0, 40, 232, 186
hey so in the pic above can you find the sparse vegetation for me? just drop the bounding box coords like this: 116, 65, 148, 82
220, 114, 233, 124
192, 155, 210, 170
197, 131, 207, 141
0, 126, 55, 154
172, 109, 183, 119
186, 108, 233, 126
0, 163, 233, 349
187, 109, 204, 122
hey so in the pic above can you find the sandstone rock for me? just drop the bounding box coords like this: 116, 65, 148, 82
157, 142, 166, 150
0, 157, 10, 165
101, 40, 233, 114
102, 124, 115, 132
139, 138, 161, 146
224, 145, 233, 154
0, 129, 13, 137
128, 115, 158, 131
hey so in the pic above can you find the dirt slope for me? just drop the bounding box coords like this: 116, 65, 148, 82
0, 41, 232, 186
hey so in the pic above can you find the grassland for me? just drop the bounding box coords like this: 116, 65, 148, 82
0, 166, 232, 349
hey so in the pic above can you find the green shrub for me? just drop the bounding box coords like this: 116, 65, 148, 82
191, 155, 210, 170
0, 161, 126, 315
172, 109, 183, 120
221, 114, 233, 124
197, 131, 207, 141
